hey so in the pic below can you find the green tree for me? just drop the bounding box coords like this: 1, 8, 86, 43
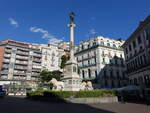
60, 55, 70, 69
40, 70, 62, 82
40, 70, 53, 82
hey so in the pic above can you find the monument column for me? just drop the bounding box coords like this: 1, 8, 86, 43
62, 12, 82, 91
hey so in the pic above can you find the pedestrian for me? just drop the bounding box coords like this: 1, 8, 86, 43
120, 91, 125, 103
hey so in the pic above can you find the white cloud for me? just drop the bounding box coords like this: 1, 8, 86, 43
8, 18, 19, 28
89, 28, 97, 35
86, 28, 97, 37
30, 27, 63, 45
88, 17, 96, 23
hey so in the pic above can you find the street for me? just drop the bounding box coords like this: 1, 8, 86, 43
0, 96, 149, 113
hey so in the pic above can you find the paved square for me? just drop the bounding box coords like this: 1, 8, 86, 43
0, 96, 149, 113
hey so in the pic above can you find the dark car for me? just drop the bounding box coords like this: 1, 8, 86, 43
0, 87, 6, 98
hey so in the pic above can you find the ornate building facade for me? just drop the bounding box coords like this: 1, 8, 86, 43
75, 36, 127, 88
39, 43, 65, 71
122, 15, 150, 88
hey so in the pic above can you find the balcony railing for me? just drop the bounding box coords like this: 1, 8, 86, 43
32, 65, 42, 69
1, 71, 9, 74
4, 54, 11, 58
32, 53, 42, 57
3, 59, 10, 63
15, 61, 28, 65
14, 66, 28, 70
16, 51, 29, 56
16, 56, 28, 60
32, 58, 42, 62
5, 49, 12, 53
2, 65, 9, 68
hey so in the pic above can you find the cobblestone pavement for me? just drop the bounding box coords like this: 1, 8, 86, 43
0, 96, 149, 113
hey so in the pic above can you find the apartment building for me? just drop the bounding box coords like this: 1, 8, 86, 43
39, 43, 65, 71
122, 15, 150, 88
75, 36, 127, 88
0, 40, 42, 85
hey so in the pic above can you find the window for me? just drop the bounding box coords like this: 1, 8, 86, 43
129, 44, 132, 51
117, 71, 119, 79
82, 45, 84, 50
82, 70, 85, 78
110, 70, 113, 78
113, 44, 116, 48
95, 71, 97, 77
101, 41, 104, 45
120, 54, 122, 58
132, 40, 136, 48
137, 36, 142, 44
126, 48, 128, 54
102, 58, 105, 64
93, 41, 96, 46
73, 66, 77, 72
103, 70, 106, 77
88, 69, 91, 78
107, 43, 110, 47
146, 29, 150, 39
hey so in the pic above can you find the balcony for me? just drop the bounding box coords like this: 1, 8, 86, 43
80, 63, 96, 68
16, 51, 29, 56
3, 59, 10, 63
2, 65, 9, 69
16, 56, 28, 60
13, 72, 26, 75
15, 61, 28, 65
4, 54, 11, 58
14, 66, 28, 70
32, 65, 42, 69
1, 71, 9, 74
32, 58, 42, 63
5, 49, 12, 53
32, 68, 41, 72
32, 53, 41, 58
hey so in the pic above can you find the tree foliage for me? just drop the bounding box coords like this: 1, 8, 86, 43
60, 55, 70, 69
40, 70, 62, 82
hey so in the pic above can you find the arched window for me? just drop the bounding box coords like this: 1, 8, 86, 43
93, 41, 96, 46
107, 43, 110, 47
82, 45, 84, 50
113, 44, 117, 48
100, 41, 104, 45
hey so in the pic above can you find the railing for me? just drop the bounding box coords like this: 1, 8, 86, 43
3, 59, 10, 63
16, 56, 28, 60
4, 54, 11, 58
15, 61, 28, 65
1, 71, 9, 74
32, 65, 42, 69
2, 65, 9, 68
14, 66, 28, 70
5, 49, 12, 53
32, 58, 42, 62
32, 53, 41, 57
16, 51, 29, 55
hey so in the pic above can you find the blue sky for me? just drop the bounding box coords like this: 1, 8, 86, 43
0, 0, 150, 44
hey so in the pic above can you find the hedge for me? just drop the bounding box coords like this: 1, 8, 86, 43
27, 90, 117, 100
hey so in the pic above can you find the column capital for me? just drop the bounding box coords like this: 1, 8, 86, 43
68, 24, 76, 27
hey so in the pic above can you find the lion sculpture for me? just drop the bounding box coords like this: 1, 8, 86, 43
49, 78, 64, 90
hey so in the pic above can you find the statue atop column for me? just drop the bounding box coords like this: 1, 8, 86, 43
69, 12, 75, 24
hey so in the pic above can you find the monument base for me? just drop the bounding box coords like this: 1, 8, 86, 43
62, 72, 82, 91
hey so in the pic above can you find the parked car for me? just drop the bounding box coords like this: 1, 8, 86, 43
0, 86, 6, 98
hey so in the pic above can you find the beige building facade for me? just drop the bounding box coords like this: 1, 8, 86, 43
75, 36, 127, 88
122, 15, 150, 88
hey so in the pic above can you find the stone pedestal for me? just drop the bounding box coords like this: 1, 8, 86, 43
62, 59, 82, 91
